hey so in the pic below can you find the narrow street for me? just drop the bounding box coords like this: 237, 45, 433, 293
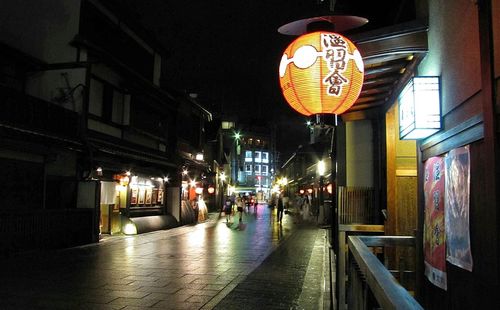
0, 206, 329, 310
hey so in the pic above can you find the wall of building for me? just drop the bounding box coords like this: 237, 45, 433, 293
496, 0, 500, 78
26, 68, 87, 113
0, 0, 81, 63
416, 0, 499, 308
345, 120, 373, 187
0, 1, 86, 115
419, 0, 482, 123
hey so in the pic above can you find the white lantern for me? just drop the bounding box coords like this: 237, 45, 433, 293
399, 77, 441, 140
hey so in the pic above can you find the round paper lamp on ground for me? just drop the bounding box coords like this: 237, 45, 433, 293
279, 31, 364, 116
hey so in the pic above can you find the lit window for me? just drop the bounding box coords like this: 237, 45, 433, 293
245, 150, 252, 162
245, 164, 252, 175
222, 121, 235, 129
254, 151, 261, 163
262, 152, 269, 163
262, 165, 268, 176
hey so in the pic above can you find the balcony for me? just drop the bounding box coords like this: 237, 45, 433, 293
0, 85, 80, 140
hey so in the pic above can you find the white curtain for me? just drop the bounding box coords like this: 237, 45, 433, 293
100, 181, 117, 204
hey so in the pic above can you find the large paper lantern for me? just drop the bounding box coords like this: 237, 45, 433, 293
279, 31, 364, 116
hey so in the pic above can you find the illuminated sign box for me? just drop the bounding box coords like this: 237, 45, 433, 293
399, 76, 441, 140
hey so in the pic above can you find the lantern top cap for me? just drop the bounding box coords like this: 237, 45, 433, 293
278, 15, 368, 36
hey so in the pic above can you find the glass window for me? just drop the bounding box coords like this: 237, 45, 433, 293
262, 165, 268, 175
254, 164, 261, 175
245, 150, 252, 162
222, 121, 234, 129
89, 78, 125, 125
262, 152, 269, 163
89, 79, 103, 117
245, 164, 252, 175
254, 151, 261, 163
111, 90, 124, 124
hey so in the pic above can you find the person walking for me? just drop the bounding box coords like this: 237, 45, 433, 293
277, 194, 284, 224
236, 196, 245, 223
224, 196, 233, 223
302, 195, 311, 222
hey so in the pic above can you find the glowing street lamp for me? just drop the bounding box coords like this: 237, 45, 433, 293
279, 177, 288, 187
219, 172, 226, 182
317, 160, 326, 176
195, 153, 204, 161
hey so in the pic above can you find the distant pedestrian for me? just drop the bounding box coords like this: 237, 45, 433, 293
224, 197, 233, 223
236, 196, 245, 222
277, 194, 284, 223
302, 195, 311, 222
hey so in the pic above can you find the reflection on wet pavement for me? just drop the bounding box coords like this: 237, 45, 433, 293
0, 205, 309, 309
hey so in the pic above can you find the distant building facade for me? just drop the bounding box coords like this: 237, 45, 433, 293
232, 120, 276, 201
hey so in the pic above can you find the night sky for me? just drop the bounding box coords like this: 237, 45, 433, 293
116, 0, 415, 159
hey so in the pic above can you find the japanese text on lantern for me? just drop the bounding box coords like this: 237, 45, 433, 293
322, 33, 349, 96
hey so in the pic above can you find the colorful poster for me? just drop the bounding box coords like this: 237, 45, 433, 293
158, 190, 163, 204
445, 146, 472, 271
145, 188, 152, 205
423, 156, 447, 290
138, 188, 145, 204
130, 188, 138, 205
152, 189, 158, 205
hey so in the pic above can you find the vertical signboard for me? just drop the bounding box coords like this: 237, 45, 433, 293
423, 156, 447, 289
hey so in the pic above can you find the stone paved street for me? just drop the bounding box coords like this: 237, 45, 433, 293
0, 206, 329, 309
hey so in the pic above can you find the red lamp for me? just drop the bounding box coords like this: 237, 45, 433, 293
279, 31, 364, 116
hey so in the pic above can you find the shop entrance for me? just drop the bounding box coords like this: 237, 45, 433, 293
99, 181, 122, 235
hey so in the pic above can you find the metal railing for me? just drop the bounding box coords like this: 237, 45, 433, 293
346, 235, 422, 310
